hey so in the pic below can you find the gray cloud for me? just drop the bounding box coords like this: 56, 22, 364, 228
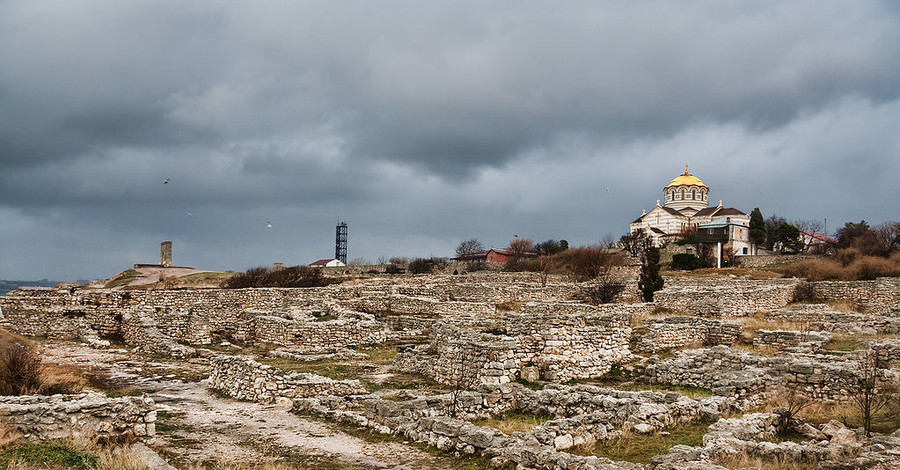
1, 1, 898, 280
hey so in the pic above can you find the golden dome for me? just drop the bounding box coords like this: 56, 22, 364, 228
666, 164, 706, 188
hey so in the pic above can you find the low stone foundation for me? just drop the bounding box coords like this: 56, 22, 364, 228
752, 329, 831, 352
294, 382, 734, 470
208, 355, 368, 404
0, 392, 156, 442
643, 345, 866, 403
634, 316, 742, 353
395, 309, 632, 385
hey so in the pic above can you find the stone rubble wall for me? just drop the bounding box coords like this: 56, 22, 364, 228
396, 310, 632, 385
811, 278, 900, 314
752, 329, 831, 352
734, 254, 820, 268
643, 345, 865, 403
120, 310, 196, 358
652, 278, 799, 317
294, 382, 733, 470
0, 392, 156, 442
652, 412, 890, 470
208, 355, 368, 404
873, 339, 900, 368
765, 305, 900, 335
634, 316, 742, 353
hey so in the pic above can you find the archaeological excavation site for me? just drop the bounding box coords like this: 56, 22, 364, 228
1, 263, 899, 470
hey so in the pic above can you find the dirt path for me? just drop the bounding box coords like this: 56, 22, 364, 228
42, 342, 460, 469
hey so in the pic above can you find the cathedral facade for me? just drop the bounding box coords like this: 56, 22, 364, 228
630, 166, 749, 246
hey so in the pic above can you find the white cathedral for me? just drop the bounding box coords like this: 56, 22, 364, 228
630, 166, 751, 249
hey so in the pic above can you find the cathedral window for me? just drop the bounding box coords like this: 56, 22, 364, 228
692, 190, 696, 200
680, 189, 684, 199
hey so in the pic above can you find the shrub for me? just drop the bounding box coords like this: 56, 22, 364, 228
555, 246, 624, 282
577, 277, 626, 305
408, 257, 447, 274
222, 266, 336, 288
780, 254, 900, 281
671, 253, 703, 270
385, 264, 404, 274
791, 282, 819, 303
0, 340, 43, 396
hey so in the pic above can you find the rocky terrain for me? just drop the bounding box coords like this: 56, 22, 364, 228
1, 268, 899, 469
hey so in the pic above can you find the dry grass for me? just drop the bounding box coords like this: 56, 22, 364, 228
734, 312, 807, 333
792, 399, 900, 434
0, 437, 155, 470
779, 253, 900, 281
0, 328, 86, 396
573, 420, 712, 463
663, 267, 783, 279
716, 452, 818, 470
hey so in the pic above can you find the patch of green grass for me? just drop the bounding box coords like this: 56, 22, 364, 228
330, 420, 515, 470
0, 441, 98, 469
573, 420, 712, 464
361, 371, 450, 393
358, 345, 398, 364
514, 379, 544, 391
824, 337, 869, 351
104, 269, 143, 288
577, 376, 713, 399
472, 411, 553, 434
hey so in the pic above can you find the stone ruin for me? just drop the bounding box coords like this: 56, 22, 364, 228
1, 271, 899, 468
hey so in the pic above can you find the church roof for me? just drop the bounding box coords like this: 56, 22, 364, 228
666, 165, 707, 188
661, 206, 684, 217
694, 206, 747, 218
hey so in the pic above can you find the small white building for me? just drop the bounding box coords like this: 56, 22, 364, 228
697, 217, 754, 267
309, 258, 346, 268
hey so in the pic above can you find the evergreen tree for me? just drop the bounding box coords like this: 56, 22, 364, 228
638, 246, 664, 301
749, 208, 766, 247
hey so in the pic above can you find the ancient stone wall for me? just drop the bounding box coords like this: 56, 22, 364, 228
653, 278, 798, 317
294, 382, 734, 470
643, 345, 863, 402
0, 392, 156, 442
811, 278, 900, 314
765, 305, 900, 335
396, 310, 632, 385
634, 316, 742, 353
734, 254, 820, 268
208, 355, 367, 404
752, 329, 830, 352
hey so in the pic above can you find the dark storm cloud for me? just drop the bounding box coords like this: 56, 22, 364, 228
1, 0, 899, 280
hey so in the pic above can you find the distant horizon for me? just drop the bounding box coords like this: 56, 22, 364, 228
2, 1, 898, 280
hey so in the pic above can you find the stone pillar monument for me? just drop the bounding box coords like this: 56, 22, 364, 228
160, 241, 173, 267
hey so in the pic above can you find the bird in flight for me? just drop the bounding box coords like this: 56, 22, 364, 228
164, 178, 171, 184
267, 222, 273, 228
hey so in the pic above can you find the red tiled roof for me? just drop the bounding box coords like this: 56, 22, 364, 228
309, 259, 337, 266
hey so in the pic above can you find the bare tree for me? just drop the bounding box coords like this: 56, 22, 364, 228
874, 221, 900, 253
620, 229, 651, 257
508, 237, 534, 257
505, 237, 535, 271
442, 343, 481, 418
600, 233, 616, 249
794, 219, 825, 236
455, 238, 485, 259
773, 386, 812, 434
846, 350, 897, 436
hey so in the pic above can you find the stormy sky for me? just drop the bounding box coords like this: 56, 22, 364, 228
1, 1, 898, 281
